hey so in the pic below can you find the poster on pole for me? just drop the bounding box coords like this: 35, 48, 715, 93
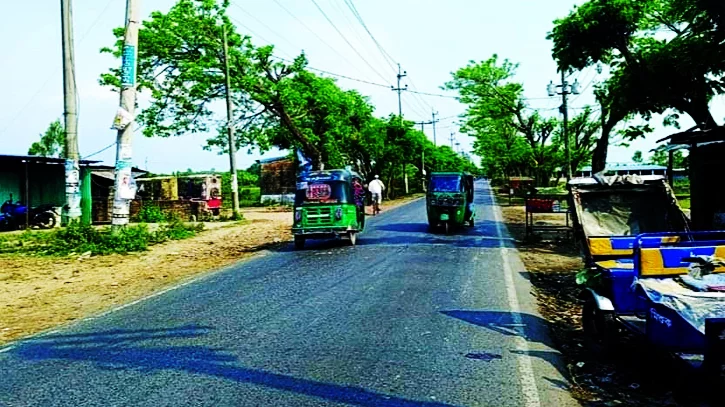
121, 45, 136, 87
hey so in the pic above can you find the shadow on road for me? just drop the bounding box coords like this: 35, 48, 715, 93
441, 310, 555, 348
441, 310, 574, 393
10, 326, 460, 407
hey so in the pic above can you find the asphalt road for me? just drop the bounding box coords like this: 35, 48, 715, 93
0, 181, 579, 407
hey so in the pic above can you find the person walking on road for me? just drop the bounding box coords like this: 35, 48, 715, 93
368, 175, 385, 215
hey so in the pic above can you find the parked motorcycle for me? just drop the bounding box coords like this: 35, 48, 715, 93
0, 197, 58, 231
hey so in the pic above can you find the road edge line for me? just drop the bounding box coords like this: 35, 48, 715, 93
489, 181, 542, 407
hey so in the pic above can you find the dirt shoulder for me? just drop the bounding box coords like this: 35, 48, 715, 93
0, 195, 420, 346
499, 196, 705, 407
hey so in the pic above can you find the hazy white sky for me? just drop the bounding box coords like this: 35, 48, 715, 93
1, 0, 722, 173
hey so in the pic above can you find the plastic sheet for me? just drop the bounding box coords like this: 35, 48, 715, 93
637, 278, 725, 334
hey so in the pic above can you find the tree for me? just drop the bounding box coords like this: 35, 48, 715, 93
100, 0, 477, 191
549, 0, 725, 172
632, 150, 644, 163
560, 106, 601, 174
445, 55, 563, 185
649, 146, 688, 169
28, 120, 65, 158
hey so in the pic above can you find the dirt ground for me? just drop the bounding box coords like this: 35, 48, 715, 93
499, 198, 709, 407
0, 197, 420, 346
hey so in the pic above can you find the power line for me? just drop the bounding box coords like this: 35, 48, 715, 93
272, 56, 390, 88
82, 142, 116, 160
0, 0, 116, 137
270, 0, 376, 82
308, 0, 391, 84
229, 1, 301, 52
343, 0, 397, 71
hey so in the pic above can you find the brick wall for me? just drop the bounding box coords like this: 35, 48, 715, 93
260, 159, 296, 196
130, 200, 209, 221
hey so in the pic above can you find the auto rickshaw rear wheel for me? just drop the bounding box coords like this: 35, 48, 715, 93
294, 236, 305, 250
444, 222, 450, 235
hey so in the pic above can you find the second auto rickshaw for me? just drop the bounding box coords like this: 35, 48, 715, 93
426, 172, 475, 233
292, 169, 365, 249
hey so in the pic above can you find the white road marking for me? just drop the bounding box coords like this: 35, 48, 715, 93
488, 182, 542, 407
0, 345, 14, 354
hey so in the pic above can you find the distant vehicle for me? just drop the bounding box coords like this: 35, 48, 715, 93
292, 169, 365, 249
0, 196, 57, 231
426, 172, 475, 234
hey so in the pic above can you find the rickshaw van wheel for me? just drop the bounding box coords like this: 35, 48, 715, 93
294, 236, 305, 250
582, 296, 616, 353
348, 232, 357, 246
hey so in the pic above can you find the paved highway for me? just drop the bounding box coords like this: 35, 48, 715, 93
0, 181, 578, 407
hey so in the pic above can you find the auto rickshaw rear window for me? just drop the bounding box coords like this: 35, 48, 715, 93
295, 181, 350, 205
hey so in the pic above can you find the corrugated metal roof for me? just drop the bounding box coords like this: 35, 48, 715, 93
258, 156, 291, 164
0, 154, 99, 165
579, 164, 667, 172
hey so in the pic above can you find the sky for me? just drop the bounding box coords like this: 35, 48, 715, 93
1, 0, 723, 174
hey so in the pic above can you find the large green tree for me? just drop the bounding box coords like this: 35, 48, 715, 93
549, 0, 725, 172
445, 55, 565, 186
28, 119, 65, 158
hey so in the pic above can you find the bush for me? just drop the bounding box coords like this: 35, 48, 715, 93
41, 221, 205, 256
136, 204, 166, 223
151, 220, 205, 243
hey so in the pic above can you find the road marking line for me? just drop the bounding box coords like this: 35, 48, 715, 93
489, 182, 542, 407
0, 345, 14, 354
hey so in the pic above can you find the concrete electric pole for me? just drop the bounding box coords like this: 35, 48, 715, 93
222, 25, 240, 219
431, 111, 439, 146
61, 0, 81, 223
547, 72, 581, 181
391, 64, 409, 194
111, 0, 140, 231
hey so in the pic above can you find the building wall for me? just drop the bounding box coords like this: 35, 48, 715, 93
0, 166, 21, 202
0, 161, 64, 206
690, 143, 725, 230
260, 159, 296, 197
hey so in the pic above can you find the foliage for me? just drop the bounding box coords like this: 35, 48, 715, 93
2, 220, 205, 256
28, 120, 66, 158
549, 0, 725, 171
649, 146, 688, 169
100, 0, 477, 197
135, 204, 166, 223
632, 150, 644, 163
445, 55, 572, 186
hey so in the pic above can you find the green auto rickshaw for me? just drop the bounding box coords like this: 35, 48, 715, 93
426, 172, 475, 233
292, 169, 366, 249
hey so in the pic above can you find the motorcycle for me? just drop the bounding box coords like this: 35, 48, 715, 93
0, 197, 58, 231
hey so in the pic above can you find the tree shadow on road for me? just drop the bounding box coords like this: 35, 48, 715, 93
8, 325, 460, 407
441, 310, 576, 398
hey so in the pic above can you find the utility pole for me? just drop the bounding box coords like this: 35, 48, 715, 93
391, 64, 409, 194
547, 72, 580, 181
222, 25, 240, 219
391, 63, 408, 122
431, 111, 439, 146
111, 0, 140, 231
61, 0, 81, 224
450, 132, 455, 149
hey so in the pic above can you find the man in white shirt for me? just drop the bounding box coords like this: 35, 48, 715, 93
368, 175, 385, 214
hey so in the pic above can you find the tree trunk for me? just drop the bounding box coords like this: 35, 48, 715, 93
591, 112, 620, 173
